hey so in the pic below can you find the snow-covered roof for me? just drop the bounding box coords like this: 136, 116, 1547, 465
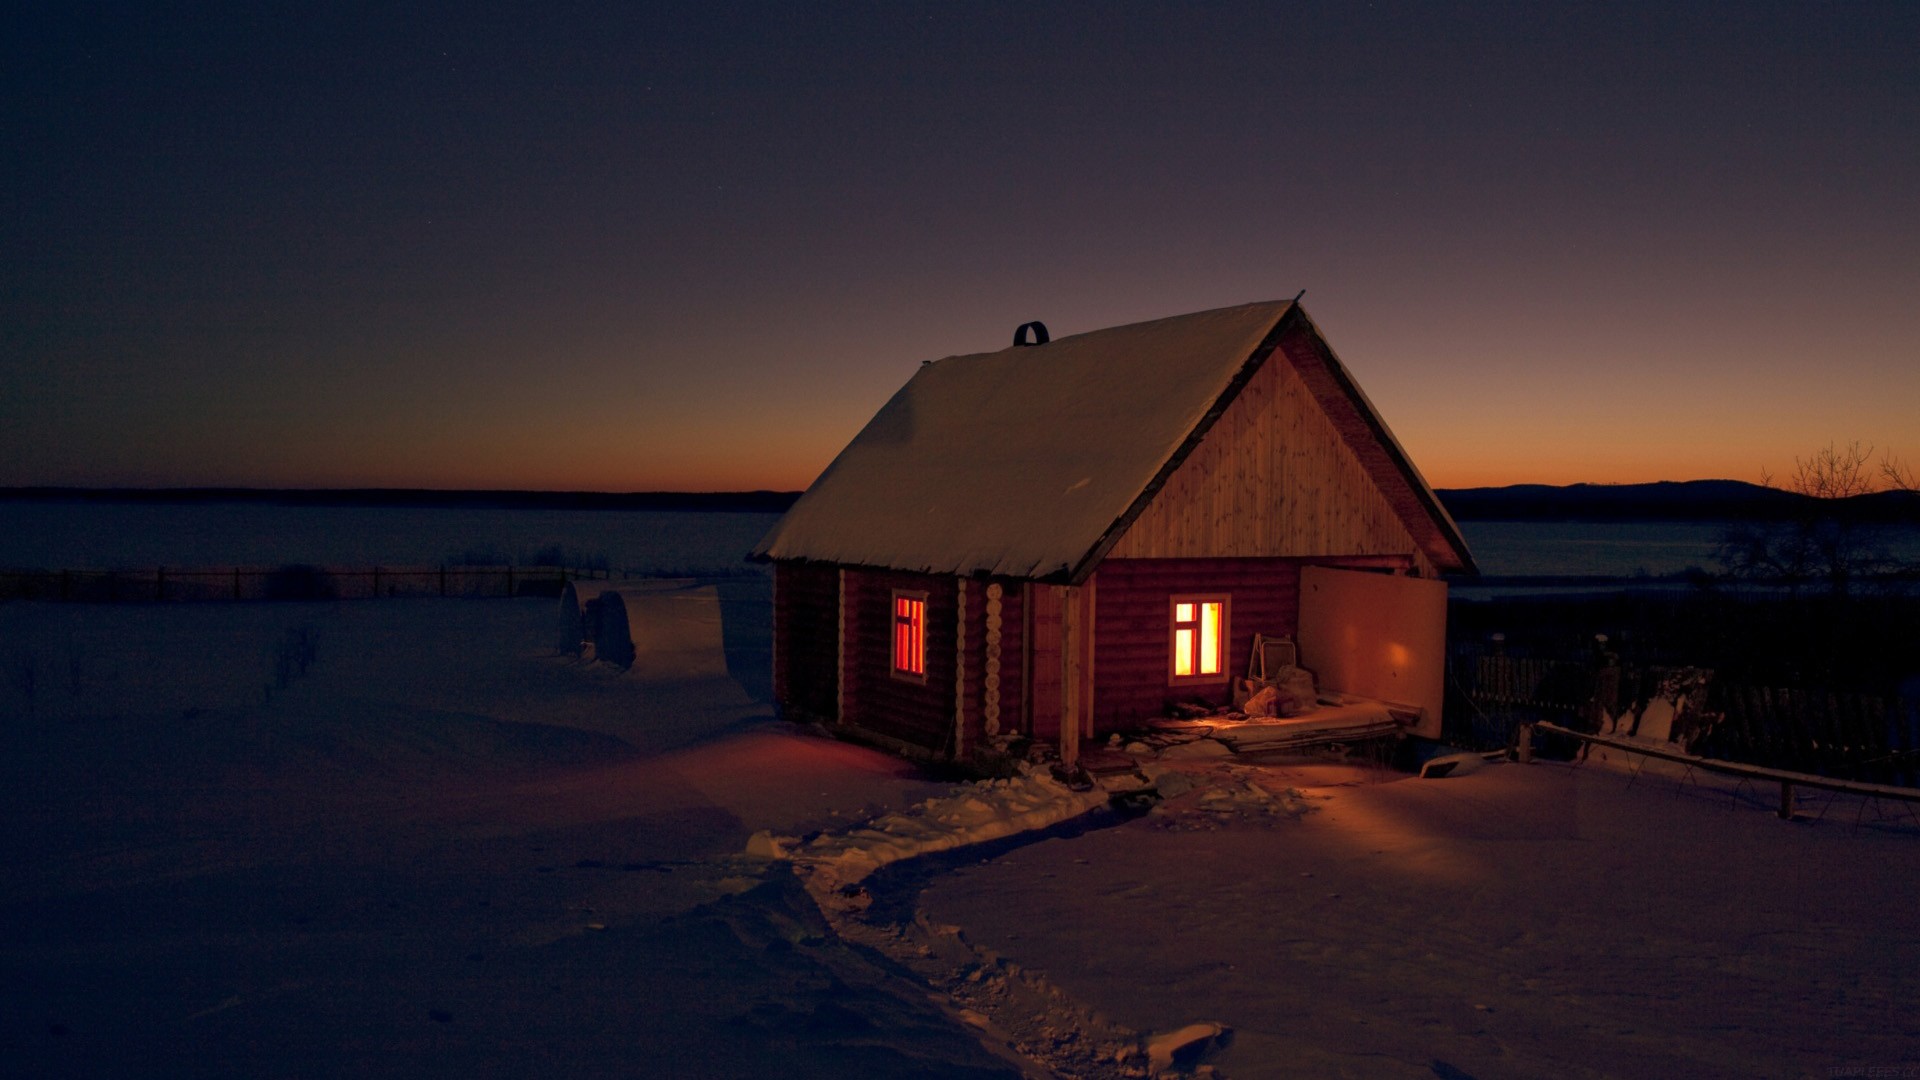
752, 299, 1474, 580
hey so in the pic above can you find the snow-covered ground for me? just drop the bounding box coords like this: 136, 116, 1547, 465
0, 594, 1013, 1078
922, 758, 1920, 1079
4, 589, 1917, 1078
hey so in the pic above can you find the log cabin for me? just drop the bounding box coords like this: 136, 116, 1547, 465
751, 299, 1476, 767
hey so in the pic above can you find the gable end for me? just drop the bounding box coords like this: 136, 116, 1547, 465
1064, 306, 1298, 583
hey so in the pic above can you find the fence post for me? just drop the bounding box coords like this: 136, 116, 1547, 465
1778, 781, 1795, 820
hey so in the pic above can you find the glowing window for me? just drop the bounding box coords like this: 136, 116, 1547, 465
892, 591, 926, 679
1170, 595, 1227, 681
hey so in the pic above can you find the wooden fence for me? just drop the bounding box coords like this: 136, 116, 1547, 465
1451, 652, 1920, 787
0, 565, 577, 602
1704, 685, 1920, 787
1447, 654, 1596, 752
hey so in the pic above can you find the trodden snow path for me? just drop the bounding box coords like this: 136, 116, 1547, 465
746, 753, 1340, 1078
753, 763, 1111, 906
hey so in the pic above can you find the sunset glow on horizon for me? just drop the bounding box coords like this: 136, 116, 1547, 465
4, 4, 1914, 495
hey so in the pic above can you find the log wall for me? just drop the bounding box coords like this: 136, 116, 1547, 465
1089, 558, 1298, 730
1107, 341, 1434, 577
1087, 556, 1409, 734
948, 577, 1029, 757
841, 567, 958, 752
773, 561, 840, 721
1027, 583, 1063, 742
986, 581, 1026, 743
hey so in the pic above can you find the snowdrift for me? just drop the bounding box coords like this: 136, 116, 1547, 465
561, 579, 731, 679
750, 764, 1109, 904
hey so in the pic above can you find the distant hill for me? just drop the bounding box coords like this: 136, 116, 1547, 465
1436, 480, 1920, 523
0, 487, 805, 513
8, 482, 1917, 524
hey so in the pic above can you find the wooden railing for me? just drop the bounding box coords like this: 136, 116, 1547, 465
1531, 720, 1920, 821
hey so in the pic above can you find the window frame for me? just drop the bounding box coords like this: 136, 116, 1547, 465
890, 589, 929, 683
1167, 593, 1231, 686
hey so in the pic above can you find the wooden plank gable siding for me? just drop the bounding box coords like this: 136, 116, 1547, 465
840, 567, 959, 752
773, 560, 840, 722
1280, 325, 1469, 575
1107, 334, 1435, 577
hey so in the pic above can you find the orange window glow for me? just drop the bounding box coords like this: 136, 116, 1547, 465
893, 593, 926, 677
1171, 596, 1225, 680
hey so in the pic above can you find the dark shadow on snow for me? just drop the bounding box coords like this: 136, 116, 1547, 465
859, 800, 1149, 928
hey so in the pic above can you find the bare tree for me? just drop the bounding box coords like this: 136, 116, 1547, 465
1788, 441, 1878, 500
1884, 453, 1919, 494
1717, 441, 1915, 597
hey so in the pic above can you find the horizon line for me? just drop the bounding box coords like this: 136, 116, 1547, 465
0, 478, 1773, 499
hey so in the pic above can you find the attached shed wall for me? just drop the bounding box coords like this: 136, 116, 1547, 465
1107, 336, 1435, 577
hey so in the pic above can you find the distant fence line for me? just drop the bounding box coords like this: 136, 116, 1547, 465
1450, 650, 1920, 788
0, 565, 750, 603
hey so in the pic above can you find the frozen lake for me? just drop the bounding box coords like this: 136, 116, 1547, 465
1, 499, 1915, 580
1454, 519, 1920, 592
0, 501, 783, 574
1456, 520, 1731, 578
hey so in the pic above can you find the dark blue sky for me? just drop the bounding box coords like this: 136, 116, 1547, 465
5, 2, 1915, 489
